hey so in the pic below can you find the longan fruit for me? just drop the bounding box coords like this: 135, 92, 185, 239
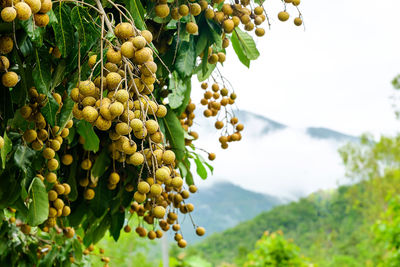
155, 4, 170, 18
215, 121, 224, 129
130, 152, 144, 166
81, 158, 92, 170
132, 36, 147, 50
79, 80, 95, 96
178, 4, 189, 16
106, 47, 122, 64
34, 13, 49, 27
141, 30, 153, 43
46, 172, 57, 183
222, 38, 229, 48
62, 206, 71, 216
40, 0, 52, 13
153, 206, 165, 218
189, 184, 197, 193
208, 54, 218, 64
82, 106, 98, 123
136, 226, 147, 237
54, 184, 65, 195
84, 188, 95, 200
47, 158, 59, 171
199, 0, 208, 10
95, 116, 112, 131
2, 71, 18, 87
106, 72, 122, 89
145, 119, 159, 134
294, 17, 303, 26
134, 192, 146, 203
292, 0, 300, 6
121, 41, 135, 58
156, 105, 167, 118
162, 150, 175, 164
25, 0, 41, 14
124, 225, 131, 233
171, 7, 181, 20
171, 177, 183, 188
23, 129, 37, 143
196, 226, 206, 236
148, 230, 157, 240
15, 2, 32, 21
21, 224, 31, 234
141, 61, 157, 76
62, 154, 73, 165
48, 190, 57, 201
278, 11, 290, 22
0, 56, 9, 71
116, 22, 134, 39
109, 101, 124, 117
255, 28, 265, 37
150, 184, 163, 196
1, 7, 16, 22
214, 11, 224, 23
53, 198, 64, 210
109, 172, 120, 185
134, 48, 151, 64
64, 227, 75, 238
155, 168, 169, 182
240, 14, 250, 24
63, 183, 71, 195
208, 153, 216, 161
178, 239, 187, 248
204, 8, 214, 20
244, 22, 254, 31
43, 147, 55, 159
174, 233, 182, 241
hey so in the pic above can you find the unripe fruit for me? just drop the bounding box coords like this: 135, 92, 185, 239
1, 7, 16, 22
15, 2, 32, 21
278, 11, 290, 22
46, 172, 57, 183
2, 71, 18, 87
84, 188, 95, 200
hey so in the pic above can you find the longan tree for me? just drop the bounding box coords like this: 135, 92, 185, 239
0, 0, 303, 264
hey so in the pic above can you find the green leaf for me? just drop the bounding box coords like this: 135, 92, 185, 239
52, 4, 74, 57
27, 177, 48, 226
197, 154, 214, 174
231, 31, 250, 67
124, 0, 146, 30
232, 28, 260, 67
168, 71, 191, 110
110, 211, 125, 241
84, 214, 111, 246
205, 19, 222, 49
76, 121, 100, 152
194, 155, 208, 179
13, 145, 36, 174
175, 41, 196, 78
71, 6, 99, 47
90, 173, 112, 217
66, 151, 78, 201
51, 59, 66, 90
163, 108, 185, 161
91, 149, 111, 178
41, 95, 59, 127
195, 32, 208, 56
32, 48, 52, 95
0, 170, 21, 209
57, 97, 74, 134
72, 238, 83, 261
1, 131, 12, 169
19, 17, 45, 47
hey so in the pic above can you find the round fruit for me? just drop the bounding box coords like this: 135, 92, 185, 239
162, 150, 175, 165
222, 19, 234, 33
278, 11, 290, 22
132, 36, 147, 49
43, 147, 55, 159
186, 22, 198, 34
116, 22, 134, 39
121, 41, 135, 58
64, 227, 75, 238
155, 4, 169, 18
0, 56, 9, 71
1, 7, 16, 22
15, 2, 32, 21
208, 153, 216, 160
153, 206, 165, 218
109, 172, 120, 185
106, 47, 122, 64
48, 190, 57, 201
255, 28, 265, 37
2, 71, 18, 87
294, 17, 303, 26
46, 172, 57, 183
48, 158, 59, 171
138, 181, 150, 194
40, 0, 52, 13
82, 106, 98, 123
130, 152, 144, 166
196, 226, 206, 236
81, 158, 92, 170
23, 129, 37, 143
61, 154, 73, 165
178, 4, 189, 16
106, 72, 122, 89
25, 0, 41, 14
84, 189, 95, 200
109, 102, 124, 117
34, 13, 49, 27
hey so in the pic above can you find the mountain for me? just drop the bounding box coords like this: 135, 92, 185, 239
192, 109, 358, 199
188, 179, 383, 266
179, 182, 283, 243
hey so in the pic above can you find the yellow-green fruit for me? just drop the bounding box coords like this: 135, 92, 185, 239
109, 172, 120, 185
255, 28, 265, 37
138, 181, 150, 194
2, 71, 18, 87
1, 7, 16, 22
294, 17, 303, 26
64, 227, 75, 238
95, 116, 112, 131
278, 11, 289, 21
19, 105, 32, 119
186, 22, 198, 34
223, 19, 234, 33
121, 41, 135, 58
47, 158, 59, 171
84, 188, 95, 200
196, 226, 206, 236
254, 6, 263, 15
122, 140, 137, 154
62, 154, 73, 165
208, 54, 218, 64
15, 2, 32, 21
43, 147, 55, 160
53, 198, 64, 210
150, 184, 162, 196
171, 7, 180, 20
115, 122, 131, 135
50, 139, 61, 151
63, 183, 71, 195
130, 152, 144, 166
31, 139, 43, 150
115, 89, 129, 103
0, 136, 4, 149
134, 127, 147, 139
156, 105, 167, 118
190, 3, 201, 16
23, 129, 37, 143
150, 132, 163, 143
48, 190, 57, 201
116, 22, 134, 39
134, 191, 146, 203
106, 72, 122, 89
62, 206, 71, 216
88, 54, 97, 68
218, 52, 226, 63
40, 0, 52, 13
162, 150, 175, 165
48, 207, 57, 217
132, 36, 146, 50
141, 61, 157, 76
244, 22, 254, 31
0, 56, 9, 71
109, 102, 124, 117
25, 0, 41, 13
130, 118, 143, 132
54, 184, 65, 195
205, 8, 214, 20
34, 13, 49, 27
46, 172, 57, 183
81, 158, 92, 170
82, 106, 98, 123
171, 177, 183, 188
155, 168, 169, 182
145, 120, 159, 134
153, 206, 165, 219
178, 4, 189, 16
106, 47, 122, 64
155, 4, 169, 18
79, 80, 95, 96
141, 30, 153, 43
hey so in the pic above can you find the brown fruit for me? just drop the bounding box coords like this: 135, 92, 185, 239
208, 153, 216, 161
0, 36, 13, 54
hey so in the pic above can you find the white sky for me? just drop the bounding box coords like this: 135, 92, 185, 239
193, 0, 400, 137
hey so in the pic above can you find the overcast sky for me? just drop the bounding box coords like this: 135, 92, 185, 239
193, 0, 400, 137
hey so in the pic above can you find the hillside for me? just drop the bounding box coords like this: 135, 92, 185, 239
180, 182, 283, 243
188, 181, 384, 266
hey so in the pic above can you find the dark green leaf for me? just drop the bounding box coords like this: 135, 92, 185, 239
13, 145, 36, 174
11, 49, 28, 106
76, 121, 100, 152
168, 71, 191, 110
71, 6, 99, 47
194, 155, 208, 179
90, 174, 112, 218
163, 107, 185, 161
27, 177, 48, 226
57, 97, 74, 134
175, 41, 196, 78
1, 131, 12, 169
52, 4, 74, 57
51, 59, 66, 90
47, 10, 58, 25
110, 211, 125, 241
195, 32, 208, 56
32, 48, 52, 95
41, 95, 59, 127
84, 214, 111, 246
72, 238, 82, 261
66, 151, 78, 201
91, 149, 111, 178
231, 30, 250, 67
19, 17, 45, 47
232, 28, 260, 67
124, 0, 146, 30
0, 170, 21, 209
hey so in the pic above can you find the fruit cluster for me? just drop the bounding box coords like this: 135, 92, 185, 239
1, 0, 53, 27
